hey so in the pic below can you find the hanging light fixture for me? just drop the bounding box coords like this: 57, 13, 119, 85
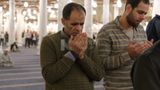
24, 2, 28, 7
92, 0, 97, 8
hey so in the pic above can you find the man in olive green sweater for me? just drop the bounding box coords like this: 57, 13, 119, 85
40, 3, 104, 90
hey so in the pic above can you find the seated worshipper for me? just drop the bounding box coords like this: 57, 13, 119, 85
131, 40, 160, 90
1, 49, 13, 67
10, 42, 19, 52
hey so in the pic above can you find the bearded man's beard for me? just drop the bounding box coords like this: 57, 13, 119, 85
126, 13, 139, 28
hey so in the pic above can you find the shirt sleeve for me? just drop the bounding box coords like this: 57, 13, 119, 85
40, 36, 75, 85
76, 39, 104, 81
64, 51, 76, 62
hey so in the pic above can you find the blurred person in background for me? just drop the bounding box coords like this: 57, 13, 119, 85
146, 14, 160, 43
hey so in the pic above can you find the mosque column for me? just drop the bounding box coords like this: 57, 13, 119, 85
113, 4, 119, 19
0, 7, 3, 50
0, 7, 3, 32
103, 0, 110, 24
9, 0, 15, 45
152, 0, 160, 17
16, 8, 25, 46
3, 14, 9, 35
57, 0, 72, 31
37, 0, 47, 55
84, 0, 93, 38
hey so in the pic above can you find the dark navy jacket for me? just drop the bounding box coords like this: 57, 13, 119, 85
146, 15, 160, 43
131, 40, 160, 90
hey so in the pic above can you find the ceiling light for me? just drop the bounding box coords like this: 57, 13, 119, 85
117, 0, 122, 8
0, 7, 2, 12
92, 0, 97, 8
24, 2, 28, 7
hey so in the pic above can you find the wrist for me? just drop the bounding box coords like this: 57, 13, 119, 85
70, 50, 79, 59
64, 51, 76, 61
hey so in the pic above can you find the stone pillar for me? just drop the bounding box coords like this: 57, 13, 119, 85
152, 0, 160, 17
113, 4, 119, 19
84, 0, 93, 38
4, 14, 9, 34
103, 0, 110, 24
0, 7, 3, 32
9, 0, 15, 45
37, 0, 47, 55
57, 0, 72, 31
16, 8, 25, 46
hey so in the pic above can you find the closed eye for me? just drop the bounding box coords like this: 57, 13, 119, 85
71, 23, 84, 26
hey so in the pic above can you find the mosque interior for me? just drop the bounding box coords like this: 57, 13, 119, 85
0, 0, 154, 34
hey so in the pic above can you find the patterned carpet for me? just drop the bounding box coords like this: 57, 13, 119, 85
0, 47, 104, 90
